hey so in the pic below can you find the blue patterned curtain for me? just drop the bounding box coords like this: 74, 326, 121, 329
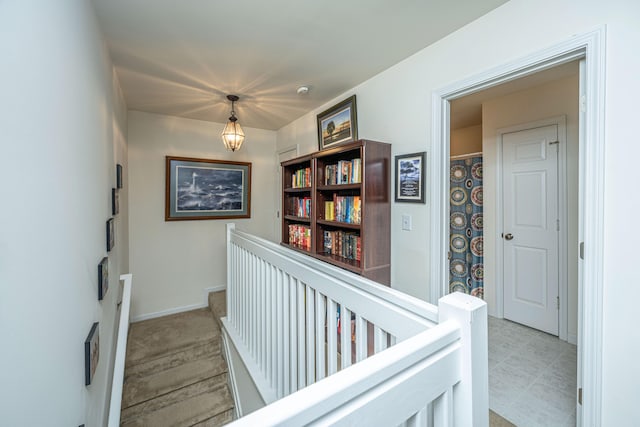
449, 157, 483, 298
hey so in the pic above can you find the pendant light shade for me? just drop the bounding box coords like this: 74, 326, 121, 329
221, 95, 245, 152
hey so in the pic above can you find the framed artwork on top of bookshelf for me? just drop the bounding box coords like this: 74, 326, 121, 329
317, 95, 358, 151
165, 156, 251, 221
395, 152, 426, 203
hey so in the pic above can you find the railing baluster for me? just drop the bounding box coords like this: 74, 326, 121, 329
258, 259, 264, 368
261, 260, 267, 375
289, 277, 298, 393
270, 264, 276, 389
340, 306, 351, 369
250, 254, 256, 359
374, 326, 386, 354
355, 314, 367, 362
276, 268, 284, 398
282, 273, 290, 396
327, 298, 338, 375
315, 292, 326, 380
305, 286, 315, 386
297, 281, 306, 389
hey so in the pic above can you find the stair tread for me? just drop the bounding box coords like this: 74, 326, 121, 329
123, 353, 228, 409
125, 339, 221, 379
121, 381, 234, 427
126, 308, 220, 365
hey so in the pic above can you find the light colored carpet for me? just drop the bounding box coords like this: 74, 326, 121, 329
491, 409, 516, 426
121, 307, 234, 427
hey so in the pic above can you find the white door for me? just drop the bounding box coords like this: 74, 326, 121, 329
502, 124, 559, 335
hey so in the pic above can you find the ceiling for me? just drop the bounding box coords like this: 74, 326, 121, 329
450, 60, 580, 130
92, 0, 509, 130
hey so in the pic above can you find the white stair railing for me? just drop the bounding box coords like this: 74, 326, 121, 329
223, 224, 488, 426
108, 274, 133, 427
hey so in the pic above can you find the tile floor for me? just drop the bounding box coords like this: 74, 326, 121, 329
488, 316, 577, 426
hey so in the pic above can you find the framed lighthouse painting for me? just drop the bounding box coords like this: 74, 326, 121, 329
165, 156, 251, 221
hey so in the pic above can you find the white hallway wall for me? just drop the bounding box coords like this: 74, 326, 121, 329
0, 1, 128, 426
276, 0, 640, 423
128, 111, 277, 319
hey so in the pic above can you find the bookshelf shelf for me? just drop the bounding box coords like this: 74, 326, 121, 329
284, 215, 311, 223
284, 187, 312, 193
316, 219, 361, 230
281, 139, 390, 285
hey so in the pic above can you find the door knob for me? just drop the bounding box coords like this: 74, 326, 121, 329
504, 233, 514, 240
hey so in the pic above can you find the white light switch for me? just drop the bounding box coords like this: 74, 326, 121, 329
402, 214, 412, 231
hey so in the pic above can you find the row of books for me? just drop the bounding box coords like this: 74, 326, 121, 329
324, 158, 361, 185
291, 167, 311, 188
324, 195, 361, 224
289, 197, 311, 218
322, 230, 361, 261
288, 224, 311, 250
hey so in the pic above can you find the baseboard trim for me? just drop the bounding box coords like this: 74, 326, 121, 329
132, 284, 227, 323
132, 302, 209, 322
568, 332, 577, 345
204, 284, 226, 295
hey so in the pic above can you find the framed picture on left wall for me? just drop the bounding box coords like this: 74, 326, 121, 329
106, 218, 115, 252
112, 188, 119, 216
84, 322, 99, 386
98, 257, 108, 300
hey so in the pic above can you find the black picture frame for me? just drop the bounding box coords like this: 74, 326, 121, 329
84, 322, 99, 386
98, 257, 108, 300
111, 188, 119, 216
116, 164, 123, 189
395, 152, 426, 203
317, 95, 358, 151
165, 156, 252, 221
106, 218, 115, 252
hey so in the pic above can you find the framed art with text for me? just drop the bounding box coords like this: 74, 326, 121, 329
395, 152, 426, 203
165, 156, 252, 221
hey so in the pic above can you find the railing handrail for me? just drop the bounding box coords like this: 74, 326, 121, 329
224, 224, 488, 426
228, 320, 462, 426
108, 273, 132, 427
230, 227, 438, 324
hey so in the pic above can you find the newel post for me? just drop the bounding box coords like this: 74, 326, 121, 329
226, 223, 235, 326
438, 292, 488, 427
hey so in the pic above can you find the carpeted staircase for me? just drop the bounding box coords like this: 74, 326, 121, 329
120, 292, 233, 427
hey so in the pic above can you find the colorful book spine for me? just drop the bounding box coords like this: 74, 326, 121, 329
324, 158, 362, 185
288, 224, 311, 250
292, 167, 311, 188
321, 229, 361, 260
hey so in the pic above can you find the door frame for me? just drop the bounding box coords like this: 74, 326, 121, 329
496, 116, 568, 341
430, 27, 605, 425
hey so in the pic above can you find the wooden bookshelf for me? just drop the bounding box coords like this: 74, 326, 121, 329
281, 140, 390, 285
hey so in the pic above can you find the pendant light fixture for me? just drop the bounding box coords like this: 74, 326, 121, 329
221, 95, 245, 152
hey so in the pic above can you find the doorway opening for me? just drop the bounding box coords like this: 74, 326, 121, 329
431, 28, 606, 426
